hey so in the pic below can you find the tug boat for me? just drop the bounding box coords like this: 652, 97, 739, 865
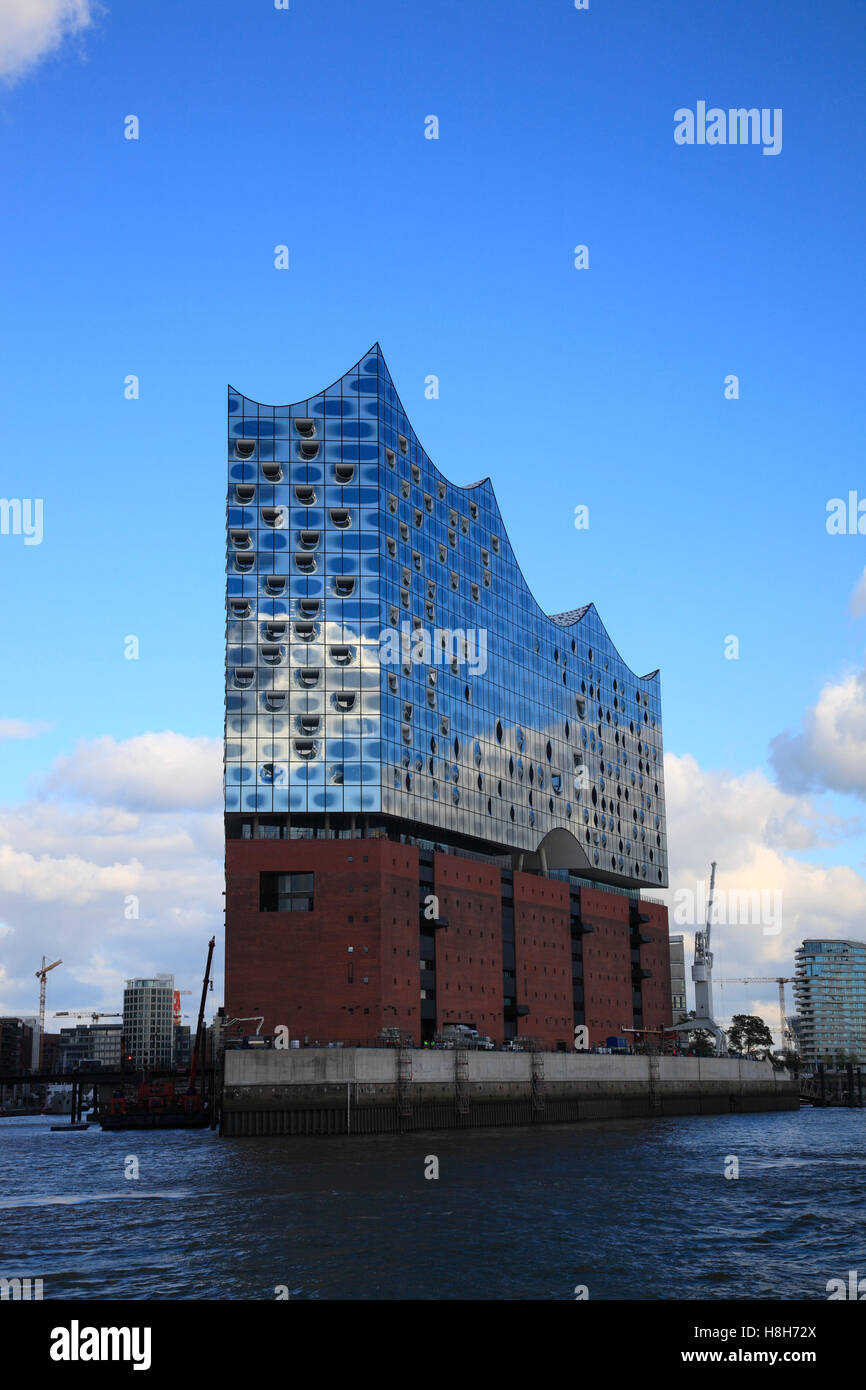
98, 937, 215, 1132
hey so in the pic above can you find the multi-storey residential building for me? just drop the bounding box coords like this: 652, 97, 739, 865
58, 1023, 122, 1073
173, 1024, 192, 1070
224, 346, 672, 1049
0, 1018, 33, 1075
122, 975, 175, 1069
794, 939, 866, 1064
669, 935, 688, 1023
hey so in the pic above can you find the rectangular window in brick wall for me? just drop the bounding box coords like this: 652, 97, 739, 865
259, 872, 314, 912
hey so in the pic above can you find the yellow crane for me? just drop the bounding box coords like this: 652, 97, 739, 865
34, 957, 62, 1068
717, 977, 796, 1051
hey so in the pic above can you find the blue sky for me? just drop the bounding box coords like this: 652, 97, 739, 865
1, 0, 865, 1033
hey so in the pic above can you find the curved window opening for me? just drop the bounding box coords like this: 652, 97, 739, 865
334, 463, 355, 483
261, 507, 285, 528
298, 530, 320, 550
330, 645, 354, 666
333, 576, 355, 597
329, 508, 351, 529
294, 553, 317, 574
235, 439, 256, 460
293, 418, 315, 437
235, 553, 255, 572
293, 621, 318, 642
264, 621, 287, 640
234, 668, 255, 688
262, 462, 282, 482
299, 441, 319, 461
299, 715, 320, 735
385, 448, 396, 467
293, 739, 317, 760
230, 529, 252, 550
263, 691, 287, 712
298, 599, 320, 618
296, 668, 320, 688
230, 599, 251, 618
235, 484, 255, 504
261, 645, 283, 665
397, 434, 409, 455
265, 575, 286, 595
294, 485, 316, 505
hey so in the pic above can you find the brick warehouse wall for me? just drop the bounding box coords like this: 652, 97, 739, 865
432, 852, 503, 1040
225, 837, 671, 1049
225, 838, 420, 1046
579, 888, 636, 1047
638, 900, 674, 1036
513, 872, 573, 1049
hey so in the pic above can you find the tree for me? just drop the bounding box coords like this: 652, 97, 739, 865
683, 1011, 715, 1057
727, 1014, 774, 1057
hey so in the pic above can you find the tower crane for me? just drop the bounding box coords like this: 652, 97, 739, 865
667, 861, 727, 1055
716, 978, 795, 1051
34, 957, 62, 1068
55, 1010, 123, 1023
173, 989, 192, 1025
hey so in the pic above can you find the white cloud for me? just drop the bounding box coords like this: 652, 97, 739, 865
43, 732, 223, 812
0, 732, 224, 1020
769, 662, 866, 798
662, 751, 866, 1041
850, 568, 866, 619
0, 718, 54, 740
0, 0, 95, 82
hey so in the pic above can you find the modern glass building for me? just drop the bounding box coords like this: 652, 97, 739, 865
122, 975, 175, 1069
225, 345, 667, 890
669, 935, 688, 1023
793, 939, 866, 1064
58, 1023, 122, 1073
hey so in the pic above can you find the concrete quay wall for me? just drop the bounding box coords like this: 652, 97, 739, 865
220, 1050, 798, 1137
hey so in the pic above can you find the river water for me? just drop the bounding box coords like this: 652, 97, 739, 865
0, 1108, 863, 1300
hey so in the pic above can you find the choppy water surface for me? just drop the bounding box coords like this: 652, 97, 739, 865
0, 1109, 863, 1299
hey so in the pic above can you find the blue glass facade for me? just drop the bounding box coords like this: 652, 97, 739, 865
225, 346, 668, 889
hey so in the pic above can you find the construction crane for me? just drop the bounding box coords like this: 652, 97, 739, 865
34, 957, 62, 1068
55, 1010, 123, 1023
667, 861, 727, 1055
717, 978, 795, 1051
173, 989, 192, 1026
